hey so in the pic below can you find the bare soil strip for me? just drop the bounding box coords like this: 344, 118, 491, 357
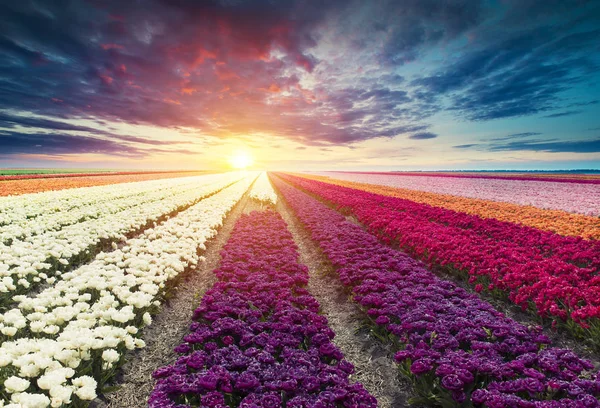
94, 192, 253, 408
275, 195, 411, 408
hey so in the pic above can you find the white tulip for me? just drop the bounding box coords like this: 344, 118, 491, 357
10, 392, 50, 408
4, 376, 30, 393
249, 172, 278, 204
49, 384, 72, 407
71, 376, 97, 400
0, 174, 258, 406
101, 349, 119, 363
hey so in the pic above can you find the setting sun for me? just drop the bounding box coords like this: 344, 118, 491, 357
228, 150, 254, 169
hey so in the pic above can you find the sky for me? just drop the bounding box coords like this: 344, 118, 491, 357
0, 0, 599, 171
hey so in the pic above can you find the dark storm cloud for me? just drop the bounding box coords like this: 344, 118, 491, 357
0, 0, 599, 155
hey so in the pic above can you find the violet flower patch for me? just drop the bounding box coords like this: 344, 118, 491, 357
149, 210, 376, 408
277, 173, 600, 342
271, 174, 600, 407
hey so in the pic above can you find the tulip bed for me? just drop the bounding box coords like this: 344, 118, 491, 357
0, 173, 244, 308
149, 210, 376, 408
280, 173, 600, 345
313, 172, 600, 216
336, 171, 600, 185
0, 170, 204, 181
0, 177, 255, 408
0, 171, 211, 197
298, 173, 600, 240
0, 174, 234, 240
248, 172, 277, 205
271, 174, 600, 407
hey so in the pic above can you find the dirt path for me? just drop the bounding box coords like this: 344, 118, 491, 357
275, 196, 411, 408
95, 192, 253, 408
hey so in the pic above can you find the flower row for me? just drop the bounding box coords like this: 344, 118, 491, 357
0, 177, 255, 408
346, 171, 600, 184
248, 172, 277, 205
0, 174, 232, 243
271, 174, 600, 407
0, 170, 205, 182
0, 174, 245, 307
0, 173, 228, 228
0, 172, 210, 197
150, 209, 375, 408
300, 173, 600, 240
313, 172, 600, 216
282, 174, 600, 340
289, 175, 600, 273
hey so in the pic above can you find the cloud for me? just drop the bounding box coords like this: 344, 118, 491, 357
489, 138, 600, 153
0, 112, 104, 132
489, 132, 542, 141
1, 0, 448, 148
409, 132, 437, 140
462, 132, 600, 154
506, 132, 542, 138
542, 110, 582, 118
412, 2, 600, 121
0, 132, 139, 156
0, 131, 195, 157
568, 100, 599, 107
0, 0, 598, 156
377, 0, 484, 65
0, 111, 191, 146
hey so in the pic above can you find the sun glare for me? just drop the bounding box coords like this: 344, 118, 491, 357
228, 150, 254, 169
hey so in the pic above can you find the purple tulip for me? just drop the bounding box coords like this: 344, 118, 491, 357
149, 210, 377, 407
271, 174, 600, 406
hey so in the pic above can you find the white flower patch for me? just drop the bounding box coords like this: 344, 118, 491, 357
0, 173, 245, 304
0, 174, 256, 406
249, 172, 277, 205
0, 173, 233, 223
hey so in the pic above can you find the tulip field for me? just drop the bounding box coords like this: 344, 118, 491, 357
0, 171, 599, 408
